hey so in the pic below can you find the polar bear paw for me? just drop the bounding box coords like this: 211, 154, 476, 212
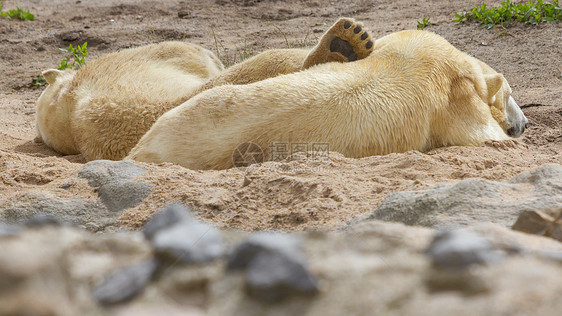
303, 18, 374, 68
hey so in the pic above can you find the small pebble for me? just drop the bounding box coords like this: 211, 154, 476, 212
512, 209, 553, 235
92, 260, 158, 305
227, 232, 303, 270
147, 204, 223, 264
143, 204, 193, 240
242, 176, 252, 187
177, 10, 191, 19
246, 250, 318, 302
97, 179, 152, 213
227, 232, 318, 302
425, 230, 503, 269
152, 221, 224, 264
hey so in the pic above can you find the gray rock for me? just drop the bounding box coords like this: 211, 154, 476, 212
0, 223, 21, 238
0, 193, 109, 228
227, 232, 304, 270
512, 209, 554, 235
78, 160, 148, 187
355, 164, 562, 229
425, 230, 504, 269
227, 232, 318, 302
0, 160, 153, 232
98, 179, 152, 212
78, 160, 152, 213
152, 221, 224, 264
1, 214, 562, 315
143, 204, 193, 240
246, 249, 319, 302
510, 164, 562, 191
512, 207, 562, 242
148, 205, 224, 264
92, 259, 158, 305
24, 213, 63, 227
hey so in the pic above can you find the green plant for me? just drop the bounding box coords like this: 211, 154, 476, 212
58, 42, 88, 70
33, 76, 47, 86
209, 24, 317, 67
210, 28, 254, 67
0, 2, 35, 21
417, 17, 431, 29
267, 23, 318, 49
290, 28, 317, 48
237, 39, 254, 62
454, 0, 561, 29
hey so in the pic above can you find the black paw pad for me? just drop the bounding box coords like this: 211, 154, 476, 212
366, 40, 373, 49
330, 37, 356, 61
360, 32, 368, 40
343, 21, 351, 29
353, 26, 362, 34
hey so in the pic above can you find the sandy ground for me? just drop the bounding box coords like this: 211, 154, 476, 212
0, 0, 560, 231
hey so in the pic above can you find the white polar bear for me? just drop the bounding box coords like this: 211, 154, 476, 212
34, 41, 224, 160
127, 29, 529, 170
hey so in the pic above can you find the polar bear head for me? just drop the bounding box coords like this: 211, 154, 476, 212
34, 68, 79, 155
473, 59, 529, 137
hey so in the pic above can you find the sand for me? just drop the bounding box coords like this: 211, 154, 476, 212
0, 0, 560, 232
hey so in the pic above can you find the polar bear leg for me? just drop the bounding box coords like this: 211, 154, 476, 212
184, 18, 374, 100
189, 48, 310, 90
303, 18, 374, 69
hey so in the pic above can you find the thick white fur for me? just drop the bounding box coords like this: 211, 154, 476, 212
128, 30, 527, 170
35, 41, 224, 160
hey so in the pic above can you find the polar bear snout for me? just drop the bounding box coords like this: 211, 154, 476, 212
507, 124, 527, 137
505, 96, 528, 137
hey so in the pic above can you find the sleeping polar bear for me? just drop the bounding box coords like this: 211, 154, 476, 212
127, 26, 529, 170
35, 41, 224, 160
34, 18, 373, 161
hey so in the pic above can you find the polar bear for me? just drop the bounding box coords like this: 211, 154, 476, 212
35, 18, 374, 161
34, 41, 224, 160
127, 28, 529, 170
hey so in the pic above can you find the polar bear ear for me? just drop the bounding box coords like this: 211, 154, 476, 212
42, 69, 63, 85
484, 74, 503, 98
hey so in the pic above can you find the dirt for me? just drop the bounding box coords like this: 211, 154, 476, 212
0, 0, 560, 231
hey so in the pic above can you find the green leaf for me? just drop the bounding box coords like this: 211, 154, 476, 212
453, 0, 561, 27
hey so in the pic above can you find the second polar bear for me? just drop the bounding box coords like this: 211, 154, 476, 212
35, 42, 224, 160
127, 30, 529, 170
